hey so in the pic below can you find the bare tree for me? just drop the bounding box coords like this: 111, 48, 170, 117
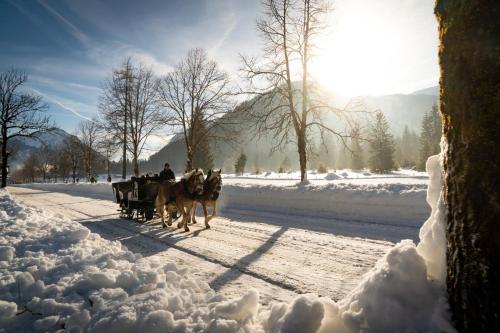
241, 0, 356, 182
96, 130, 119, 181
52, 144, 72, 182
78, 119, 100, 181
99, 58, 134, 179
62, 135, 82, 183
100, 59, 162, 176
126, 65, 162, 175
0, 70, 52, 187
157, 48, 236, 171
12, 152, 40, 183
36, 145, 53, 182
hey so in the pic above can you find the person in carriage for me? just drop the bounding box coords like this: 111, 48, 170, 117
159, 162, 175, 182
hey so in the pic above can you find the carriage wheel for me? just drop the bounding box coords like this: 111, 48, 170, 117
145, 208, 154, 221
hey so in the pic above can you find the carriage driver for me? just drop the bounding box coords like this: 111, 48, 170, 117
159, 163, 175, 182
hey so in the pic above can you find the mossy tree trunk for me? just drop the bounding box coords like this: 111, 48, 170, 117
435, 0, 500, 331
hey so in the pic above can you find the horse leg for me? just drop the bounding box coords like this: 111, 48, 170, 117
155, 197, 166, 228
202, 203, 210, 229
192, 202, 198, 224
207, 201, 217, 224
166, 203, 174, 226
183, 201, 193, 232
176, 200, 184, 229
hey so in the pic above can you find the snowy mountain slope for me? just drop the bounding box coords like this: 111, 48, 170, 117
411, 85, 439, 96
8, 128, 73, 168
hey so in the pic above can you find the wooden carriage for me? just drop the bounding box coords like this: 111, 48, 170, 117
112, 175, 161, 222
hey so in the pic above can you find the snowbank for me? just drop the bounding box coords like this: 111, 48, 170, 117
0, 190, 261, 333
220, 182, 428, 227
225, 169, 428, 182
15, 182, 114, 200
260, 154, 455, 333
17, 180, 429, 228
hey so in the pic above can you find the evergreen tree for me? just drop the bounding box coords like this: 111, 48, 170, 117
368, 112, 396, 173
350, 124, 364, 170
419, 104, 441, 170
191, 110, 214, 172
280, 156, 291, 173
192, 139, 214, 172
234, 153, 247, 175
396, 125, 420, 168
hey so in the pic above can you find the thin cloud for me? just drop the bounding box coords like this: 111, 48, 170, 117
31, 76, 101, 93
36, 0, 90, 46
208, 18, 237, 55
31, 88, 94, 122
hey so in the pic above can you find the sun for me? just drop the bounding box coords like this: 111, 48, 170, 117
309, 0, 438, 97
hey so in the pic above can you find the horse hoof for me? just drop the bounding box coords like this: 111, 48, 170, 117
192, 220, 197, 224
177, 223, 182, 229
205, 224, 210, 229
184, 227, 190, 232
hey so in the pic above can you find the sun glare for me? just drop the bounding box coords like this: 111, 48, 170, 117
310, 0, 438, 97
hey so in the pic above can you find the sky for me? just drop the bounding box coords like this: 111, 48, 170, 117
0, 0, 439, 138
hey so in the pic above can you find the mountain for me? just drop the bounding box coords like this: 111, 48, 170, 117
8, 128, 73, 169
141, 85, 439, 173
140, 134, 187, 174
411, 86, 439, 96
358, 92, 438, 134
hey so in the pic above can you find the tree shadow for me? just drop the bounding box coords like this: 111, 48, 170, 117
219, 206, 420, 243
79, 217, 295, 291
209, 226, 289, 292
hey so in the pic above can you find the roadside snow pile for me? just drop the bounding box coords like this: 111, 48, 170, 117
16, 180, 429, 227
221, 182, 429, 227
416, 155, 447, 283
225, 169, 427, 181
0, 191, 261, 333
324, 173, 340, 180
260, 154, 456, 333
16, 182, 114, 200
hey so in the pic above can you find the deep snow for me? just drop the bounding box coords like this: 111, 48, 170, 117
0, 190, 262, 332
1, 158, 455, 332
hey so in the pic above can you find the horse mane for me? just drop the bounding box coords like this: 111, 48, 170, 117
182, 169, 204, 180
182, 170, 195, 180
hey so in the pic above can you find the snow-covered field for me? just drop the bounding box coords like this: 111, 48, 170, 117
1, 164, 455, 332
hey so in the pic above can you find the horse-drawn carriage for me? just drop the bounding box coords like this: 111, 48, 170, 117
112, 175, 161, 222
111, 169, 222, 229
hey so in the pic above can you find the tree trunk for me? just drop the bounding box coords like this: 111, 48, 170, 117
186, 146, 193, 172
133, 154, 139, 177
436, 1, 500, 331
107, 158, 111, 179
122, 111, 127, 180
1, 137, 8, 188
297, 132, 307, 182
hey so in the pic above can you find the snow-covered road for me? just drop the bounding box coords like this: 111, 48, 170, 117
7, 185, 419, 307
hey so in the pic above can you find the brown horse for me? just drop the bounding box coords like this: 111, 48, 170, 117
191, 169, 222, 229
155, 169, 205, 231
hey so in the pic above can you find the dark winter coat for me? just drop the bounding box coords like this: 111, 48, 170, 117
159, 169, 175, 182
